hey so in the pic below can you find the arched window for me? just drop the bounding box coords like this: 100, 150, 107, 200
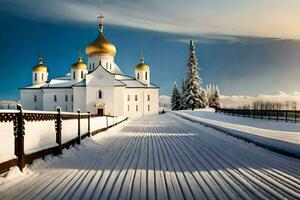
65, 95, 68, 102
136, 105, 138, 111
34, 73, 37, 81
93, 63, 95, 69
41, 73, 44, 81
73, 71, 76, 79
81, 71, 84, 79
148, 105, 150, 111
145, 72, 148, 80
135, 95, 138, 101
106, 62, 108, 69
137, 73, 139, 79
34, 95, 37, 102
147, 94, 150, 101
98, 90, 102, 99
54, 95, 57, 102
110, 63, 112, 69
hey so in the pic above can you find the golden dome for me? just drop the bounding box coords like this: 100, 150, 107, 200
32, 58, 48, 72
85, 14, 116, 57
135, 63, 150, 71
135, 56, 150, 71
72, 56, 87, 70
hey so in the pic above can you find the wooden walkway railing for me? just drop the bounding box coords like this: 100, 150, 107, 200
0, 105, 128, 173
215, 107, 300, 123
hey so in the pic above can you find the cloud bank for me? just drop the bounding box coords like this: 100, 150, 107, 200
1, 0, 300, 39
221, 91, 300, 108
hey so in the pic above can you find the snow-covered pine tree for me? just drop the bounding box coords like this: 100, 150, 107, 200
213, 86, 221, 108
208, 85, 221, 108
180, 79, 187, 110
182, 40, 206, 110
201, 89, 208, 107
171, 81, 181, 110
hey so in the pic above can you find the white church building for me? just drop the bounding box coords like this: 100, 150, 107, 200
20, 15, 159, 118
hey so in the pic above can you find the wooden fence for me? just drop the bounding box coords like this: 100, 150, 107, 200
0, 105, 128, 173
215, 107, 300, 123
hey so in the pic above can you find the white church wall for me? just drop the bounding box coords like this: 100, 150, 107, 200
124, 88, 159, 119
20, 89, 43, 110
114, 86, 126, 116
146, 88, 159, 115
88, 55, 115, 72
86, 86, 115, 115
85, 65, 115, 115
32, 72, 48, 85
42, 88, 73, 112
73, 87, 86, 112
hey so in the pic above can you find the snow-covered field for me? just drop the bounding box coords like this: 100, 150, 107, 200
0, 113, 299, 200
175, 109, 300, 158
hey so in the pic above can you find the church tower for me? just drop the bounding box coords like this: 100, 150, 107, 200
135, 52, 150, 85
85, 14, 120, 73
71, 51, 88, 82
32, 57, 48, 85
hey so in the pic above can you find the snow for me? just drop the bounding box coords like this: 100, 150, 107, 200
0, 113, 126, 164
25, 121, 57, 154
0, 122, 15, 163
0, 113, 299, 199
159, 95, 171, 110
175, 109, 300, 157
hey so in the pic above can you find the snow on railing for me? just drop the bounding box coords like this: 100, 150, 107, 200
0, 105, 128, 173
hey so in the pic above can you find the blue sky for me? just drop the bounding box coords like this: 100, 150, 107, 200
1, 0, 300, 100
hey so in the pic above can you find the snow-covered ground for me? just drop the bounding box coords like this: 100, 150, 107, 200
175, 109, 300, 157
0, 113, 299, 200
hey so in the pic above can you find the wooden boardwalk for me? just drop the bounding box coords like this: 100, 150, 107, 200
0, 113, 300, 200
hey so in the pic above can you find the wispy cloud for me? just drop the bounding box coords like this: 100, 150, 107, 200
1, 0, 300, 39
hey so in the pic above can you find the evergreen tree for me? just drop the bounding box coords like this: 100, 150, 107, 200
209, 86, 221, 108
182, 40, 206, 110
180, 79, 187, 109
171, 81, 181, 110
200, 89, 208, 107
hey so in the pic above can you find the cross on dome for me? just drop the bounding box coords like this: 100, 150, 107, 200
141, 50, 145, 64
98, 13, 104, 33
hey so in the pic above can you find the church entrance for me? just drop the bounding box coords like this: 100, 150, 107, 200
96, 103, 105, 116
97, 109, 104, 116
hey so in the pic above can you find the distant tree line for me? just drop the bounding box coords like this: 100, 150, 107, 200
231, 100, 297, 110
171, 40, 221, 111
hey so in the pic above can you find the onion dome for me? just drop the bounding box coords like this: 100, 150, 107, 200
85, 14, 116, 57
72, 54, 87, 70
32, 57, 48, 72
135, 54, 150, 71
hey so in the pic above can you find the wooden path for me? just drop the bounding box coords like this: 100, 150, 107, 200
0, 113, 299, 200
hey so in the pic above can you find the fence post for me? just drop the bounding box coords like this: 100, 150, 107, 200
55, 107, 62, 155
87, 111, 91, 137
77, 109, 81, 144
15, 104, 25, 172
